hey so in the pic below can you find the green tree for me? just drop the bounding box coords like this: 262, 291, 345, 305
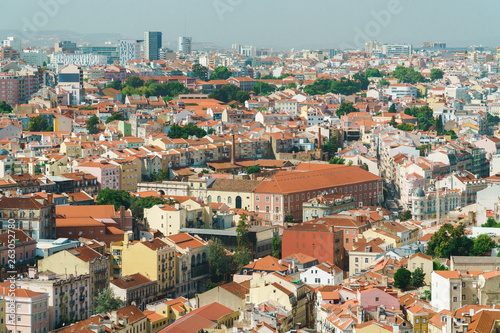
323, 135, 340, 156
208, 238, 233, 283
426, 223, 473, 258
210, 66, 231, 80
285, 215, 295, 223
482, 217, 500, 228
129, 195, 167, 220
96, 188, 132, 210
246, 166, 261, 174
192, 64, 208, 80
366, 68, 383, 77
168, 123, 207, 139
233, 214, 253, 269
252, 82, 276, 95
397, 123, 415, 131
209, 84, 246, 103
272, 237, 282, 258
93, 287, 123, 314
105, 112, 124, 124
27, 116, 49, 132
389, 104, 397, 113
433, 260, 448, 271
329, 157, 345, 164
304, 78, 364, 96
125, 76, 144, 88
379, 79, 390, 86
392, 67, 426, 84
0, 101, 13, 113
430, 69, 444, 81
472, 234, 496, 256
394, 268, 412, 290
411, 267, 426, 287
105, 80, 123, 91
347, 160, 354, 166
389, 116, 398, 126
86, 115, 100, 134
400, 210, 412, 221
436, 115, 444, 134
336, 102, 359, 117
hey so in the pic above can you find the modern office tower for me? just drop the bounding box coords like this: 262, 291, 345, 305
54, 41, 77, 53
178, 36, 192, 54
120, 39, 142, 64
144, 31, 162, 60
58, 64, 84, 105
80, 43, 120, 64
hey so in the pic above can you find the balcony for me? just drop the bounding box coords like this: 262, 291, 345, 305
182, 265, 188, 271
191, 263, 209, 278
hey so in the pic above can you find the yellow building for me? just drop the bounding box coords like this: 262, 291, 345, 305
144, 310, 168, 333
355, 321, 393, 333
121, 238, 176, 298
153, 297, 193, 325
60, 142, 82, 159
0, 298, 5, 333
38, 245, 110, 309
406, 304, 436, 333
111, 157, 141, 192
407, 252, 433, 285
110, 233, 134, 278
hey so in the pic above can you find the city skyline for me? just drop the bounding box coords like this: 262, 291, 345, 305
1, 0, 498, 50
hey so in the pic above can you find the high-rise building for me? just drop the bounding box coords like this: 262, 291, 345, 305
144, 31, 162, 60
57, 64, 84, 105
178, 36, 192, 54
79, 43, 120, 64
3, 36, 21, 52
54, 41, 77, 53
120, 39, 142, 64
365, 40, 382, 54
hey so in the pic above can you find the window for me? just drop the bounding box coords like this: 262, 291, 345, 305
462, 282, 466, 288
256, 196, 259, 202
375, 297, 379, 302
346, 238, 349, 244
345, 230, 349, 235
365, 258, 368, 264
266, 207, 269, 213
228, 197, 232, 204
415, 318, 419, 324
355, 258, 359, 263
275, 197, 279, 203
453, 297, 457, 302
462, 295, 466, 300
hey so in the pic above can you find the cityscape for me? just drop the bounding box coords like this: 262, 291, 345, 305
0, 1, 500, 333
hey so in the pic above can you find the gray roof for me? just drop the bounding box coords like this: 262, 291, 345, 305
208, 178, 262, 192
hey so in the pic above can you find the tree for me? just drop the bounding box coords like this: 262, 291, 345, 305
436, 115, 444, 134
323, 135, 340, 156
208, 238, 233, 283
129, 195, 166, 220
363, 163, 369, 171
168, 123, 207, 139
209, 84, 246, 103
86, 115, 99, 134
285, 215, 295, 223
192, 64, 208, 81
105, 112, 124, 124
426, 223, 473, 258
472, 234, 496, 256
304, 78, 364, 96
366, 68, 383, 77
234, 214, 253, 269
482, 217, 500, 228
210, 66, 231, 80
329, 157, 345, 164
246, 166, 261, 174
430, 69, 444, 81
96, 188, 131, 210
93, 287, 123, 314
397, 123, 415, 131
433, 260, 448, 271
125, 76, 144, 88
391, 67, 426, 84
400, 210, 412, 221
272, 237, 281, 258
389, 116, 398, 126
252, 82, 276, 95
105, 80, 123, 91
394, 268, 411, 290
336, 102, 359, 117
347, 160, 353, 166
27, 116, 49, 132
379, 79, 390, 86
411, 267, 426, 287
0, 101, 13, 113
388, 104, 397, 113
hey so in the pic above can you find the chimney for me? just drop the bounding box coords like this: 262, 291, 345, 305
124, 233, 129, 247
231, 133, 236, 165
120, 206, 125, 229
318, 130, 322, 149
47, 193, 53, 205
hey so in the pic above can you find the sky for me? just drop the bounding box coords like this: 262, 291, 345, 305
1, 0, 498, 50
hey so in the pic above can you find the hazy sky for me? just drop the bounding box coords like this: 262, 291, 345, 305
1, 0, 497, 50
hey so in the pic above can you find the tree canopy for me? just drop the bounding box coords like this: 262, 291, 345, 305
86, 115, 99, 134
28, 116, 50, 132
272, 237, 281, 258
252, 81, 276, 95
93, 287, 123, 314
210, 66, 232, 80
394, 268, 411, 290
329, 157, 345, 165
430, 69, 444, 81
233, 214, 253, 270
168, 123, 207, 139
125, 76, 144, 88
246, 166, 261, 174
208, 238, 233, 283
336, 102, 359, 117
208, 84, 249, 103
0, 101, 13, 113
322, 135, 341, 156
105, 112, 124, 124
404, 106, 436, 131
482, 217, 500, 228
192, 64, 208, 81
304, 78, 364, 96
411, 267, 426, 288
392, 67, 426, 84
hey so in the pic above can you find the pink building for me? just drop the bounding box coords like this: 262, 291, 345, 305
0, 281, 50, 333
75, 160, 121, 190
400, 172, 425, 205
0, 230, 37, 275
474, 137, 500, 156
104, 65, 128, 82
357, 286, 400, 311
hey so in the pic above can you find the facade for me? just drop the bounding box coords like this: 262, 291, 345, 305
0, 196, 56, 240
38, 245, 110, 309
110, 273, 157, 310
0, 230, 36, 274
119, 40, 142, 64
121, 239, 177, 298
300, 263, 343, 286
302, 194, 356, 222
144, 31, 162, 61
349, 237, 388, 276
0, 282, 50, 333
431, 270, 480, 312
75, 160, 121, 190
411, 187, 464, 221
16, 270, 91, 330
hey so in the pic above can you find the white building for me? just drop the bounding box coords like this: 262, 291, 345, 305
178, 37, 192, 54
21, 50, 49, 67
50, 53, 108, 67
3, 36, 21, 52
476, 185, 500, 226
382, 44, 412, 57
120, 39, 142, 64
300, 263, 343, 286
387, 84, 418, 100
411, 187, 464, 221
